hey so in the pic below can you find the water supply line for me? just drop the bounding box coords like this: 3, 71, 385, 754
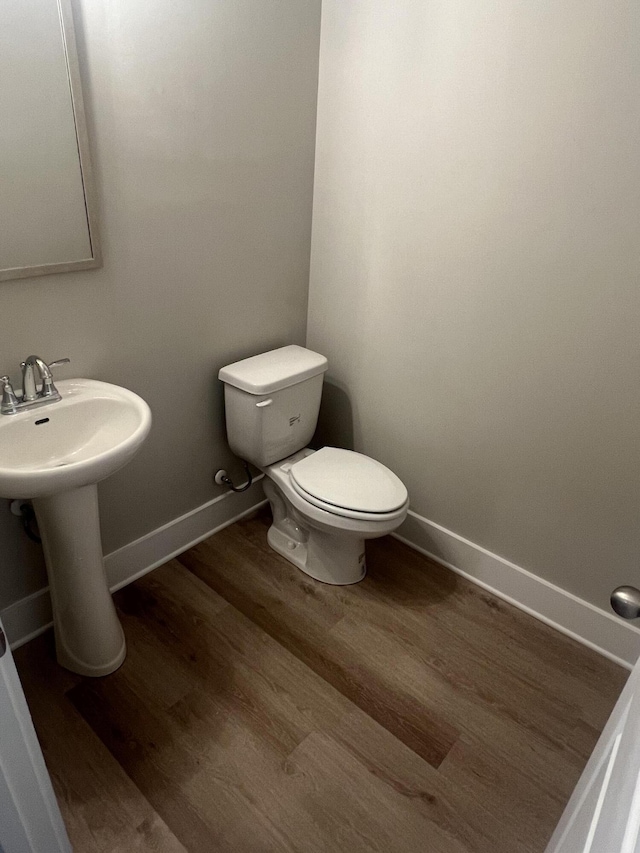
10, 500, 42, 544
214, 460, 253, 493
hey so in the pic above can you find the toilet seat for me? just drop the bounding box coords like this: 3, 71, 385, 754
288, 447, 408, 521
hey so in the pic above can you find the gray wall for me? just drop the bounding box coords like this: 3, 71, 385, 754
0, 0, 321, 610
308, 0, 640, 612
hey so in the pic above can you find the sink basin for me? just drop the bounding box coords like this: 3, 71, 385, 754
0, 378, 151, 498
0, 377, 152, 678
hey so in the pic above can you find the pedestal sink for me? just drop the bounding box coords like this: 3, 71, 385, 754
0, 379, 152, 676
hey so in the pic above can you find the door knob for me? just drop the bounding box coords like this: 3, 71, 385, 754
611, 586, 640, 620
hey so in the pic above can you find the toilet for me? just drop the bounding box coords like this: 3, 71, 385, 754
219, 345, 409, 585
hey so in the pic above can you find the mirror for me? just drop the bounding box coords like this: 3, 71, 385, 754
0, 0, 100, 282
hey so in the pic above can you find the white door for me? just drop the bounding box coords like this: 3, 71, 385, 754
546, 654, 640, 852
0, 618, 71, 853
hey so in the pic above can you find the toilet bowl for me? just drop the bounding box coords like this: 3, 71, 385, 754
219, 345, 409, 584
262, 448, 409, 584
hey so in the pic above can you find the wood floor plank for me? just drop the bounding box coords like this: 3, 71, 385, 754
69, 567, 490, 852
66, 585, 446, 850
329, 615, 592, 788
319, 709, 533, 853
14, 635, 188, 853
282, 730, 468, 853
117, 561, 352, 751
437, 736, 568, 853
329, 564, 607, 757
14, 510, 626, 853
177, 527, 461, 768
176, 516, 602, 789
68, 675, 235, 853
367, 537, 626, 728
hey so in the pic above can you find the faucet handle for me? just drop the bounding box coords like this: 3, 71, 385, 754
48, 358, 70, 370
1, 376, 18, 415
40, 358, 70, 398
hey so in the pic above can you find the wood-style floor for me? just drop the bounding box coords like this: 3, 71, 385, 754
15, 508, 627, 853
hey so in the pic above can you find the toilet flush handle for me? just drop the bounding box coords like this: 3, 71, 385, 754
256, 399, 273, 408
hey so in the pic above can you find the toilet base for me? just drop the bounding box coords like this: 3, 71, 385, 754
267, 523, 366, 585
263, 477, 366, 585
261, 467, 408, 586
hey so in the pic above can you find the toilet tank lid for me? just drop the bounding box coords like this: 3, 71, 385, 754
218, 345, 328, 395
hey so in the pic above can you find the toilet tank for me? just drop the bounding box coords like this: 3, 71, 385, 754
218, 345, 328, 467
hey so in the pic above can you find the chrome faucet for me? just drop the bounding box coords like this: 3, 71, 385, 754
21, 355, 67, 401
1, 356, 70, 415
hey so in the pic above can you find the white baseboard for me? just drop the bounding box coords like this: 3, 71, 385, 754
1, 480, 266, 650
395, 510, 640, 670
106, 478, 265, 594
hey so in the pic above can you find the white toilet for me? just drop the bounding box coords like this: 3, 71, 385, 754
219, 345, 409, 585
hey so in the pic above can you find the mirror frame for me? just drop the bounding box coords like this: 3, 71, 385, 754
0, 0, 101, 282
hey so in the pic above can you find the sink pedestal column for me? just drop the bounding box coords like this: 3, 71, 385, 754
32, 484, 126, 677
